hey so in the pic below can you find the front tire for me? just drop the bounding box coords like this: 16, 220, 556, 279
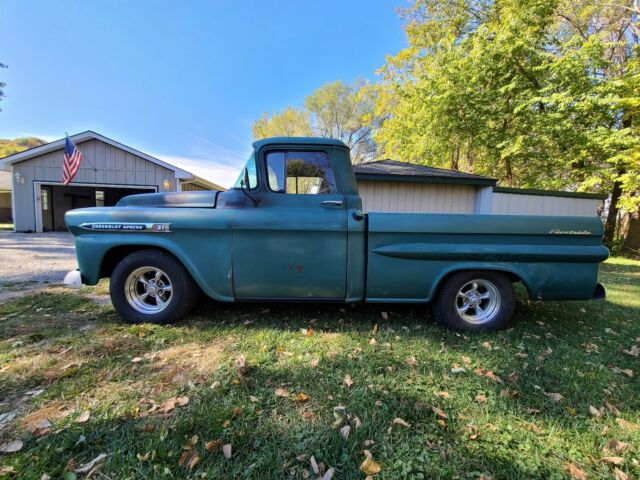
110, 249, 199, 324
433, 271, 515, 332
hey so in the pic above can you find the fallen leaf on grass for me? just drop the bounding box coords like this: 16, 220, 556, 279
76, 411, 91, 423
369, 338, 377, 345
74, 453, 107, 474
275, 388, 290, 397
614, 468, 629, 480
405, 356, 418, 368
601, 456, 624, 466
294, 392, 309, 402
380, 312, 388, 321
622, 345, 640, 357
393, 417, 411, 427
506, 371, 519, 383
343, 374, 354, 387
235, 354, 248, 377
205, 439, 222, 451
222, 444, 232, 459
0, 466, 15, 474
615, 418, 640, 431
544, 392, 564, 402
611, 366, 633, 378
564, 462, 587, 480
481, 341, 492, 351
32, 418, 52, 436
604, 439, 629, 455
340, 425, 351, 439
589, 406, 602, 418
178, 450, 200, 470
474, 368, 502, 383
137, 451, 151, 462
451, 365, 467, 374
310, 359, 320, 368
475, 394, 487, 403
431, 407, 448, 419
435, 391, 451, 399
461, 356, 471, 365
372, 324, 378, 334
0, 440, 22, 453
360, 450, 381, 475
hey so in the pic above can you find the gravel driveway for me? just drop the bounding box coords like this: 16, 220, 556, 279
0, 231, 78, 287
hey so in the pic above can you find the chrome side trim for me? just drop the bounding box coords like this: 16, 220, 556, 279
79, 222, 172, 233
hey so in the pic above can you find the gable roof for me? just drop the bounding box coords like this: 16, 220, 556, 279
353, 159, 496, 186
0, 130, 224, 190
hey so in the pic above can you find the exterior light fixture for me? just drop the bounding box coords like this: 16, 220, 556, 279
163, 178, 171, 190
14, 171, 24, 185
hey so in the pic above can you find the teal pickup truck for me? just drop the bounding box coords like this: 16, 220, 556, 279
65, 137, 608, 331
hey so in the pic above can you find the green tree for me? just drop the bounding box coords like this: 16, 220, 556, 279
252, 80, 378, 164
375, 0, 639, 245
0, 137, 46, 158
252, 107, 313, 139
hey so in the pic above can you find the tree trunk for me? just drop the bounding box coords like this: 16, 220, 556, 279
623, 211, 640, 257
604, 178, 623, 246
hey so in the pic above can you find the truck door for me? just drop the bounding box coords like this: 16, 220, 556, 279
232, 149, 348, 299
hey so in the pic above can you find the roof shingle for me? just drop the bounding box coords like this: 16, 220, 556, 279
353, 159, 496, 186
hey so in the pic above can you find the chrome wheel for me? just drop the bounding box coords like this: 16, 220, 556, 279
455, 279, 501, 324
124, 266, 173, 314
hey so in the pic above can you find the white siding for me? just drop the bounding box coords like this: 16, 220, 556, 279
358, 181, 477, 214
492, 192, 602, 216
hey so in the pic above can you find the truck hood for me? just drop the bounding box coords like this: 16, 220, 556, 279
116, 190, 219, 208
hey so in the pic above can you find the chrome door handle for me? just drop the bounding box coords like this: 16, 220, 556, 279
322, 200, 343, 207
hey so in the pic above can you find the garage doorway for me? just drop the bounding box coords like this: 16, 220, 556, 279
35, 183, 156, 232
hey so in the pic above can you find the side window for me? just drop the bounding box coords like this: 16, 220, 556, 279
266, 151, 336, 195
233, 153, 259, 190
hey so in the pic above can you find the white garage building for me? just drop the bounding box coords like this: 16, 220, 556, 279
1, 131, 223, 232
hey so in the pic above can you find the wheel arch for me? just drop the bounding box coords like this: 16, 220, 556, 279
430, 266, 531, 300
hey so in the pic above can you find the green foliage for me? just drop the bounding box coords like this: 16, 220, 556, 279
252, 107, 313, 139
252, 81, 378, 164
375, 0, 639, 211
0, 137, 47, 158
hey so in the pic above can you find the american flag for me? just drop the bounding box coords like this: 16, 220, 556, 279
62, 135, 83, 185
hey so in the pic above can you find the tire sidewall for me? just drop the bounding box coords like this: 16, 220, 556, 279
435, 270, 515, 332
110, 250, 194, 324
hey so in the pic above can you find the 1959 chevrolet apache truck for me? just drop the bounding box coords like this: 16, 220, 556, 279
64, 137, 609, 332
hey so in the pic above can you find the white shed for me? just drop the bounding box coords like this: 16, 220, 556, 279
354, 160, 605, 217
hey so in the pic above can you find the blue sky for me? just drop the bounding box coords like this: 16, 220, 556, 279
0, 0, 407, 186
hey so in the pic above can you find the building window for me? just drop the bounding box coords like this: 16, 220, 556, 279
266, 151, 336, 194
41, 189, 49, 211
95, 190, 105, 207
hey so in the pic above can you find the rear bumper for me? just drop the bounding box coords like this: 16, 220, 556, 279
592, 283, 606, 301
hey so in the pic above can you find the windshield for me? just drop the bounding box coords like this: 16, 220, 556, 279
233, 152, 258, 189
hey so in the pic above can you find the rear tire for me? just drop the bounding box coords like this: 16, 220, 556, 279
110, 249, 199, 324
433, 271, 515, 332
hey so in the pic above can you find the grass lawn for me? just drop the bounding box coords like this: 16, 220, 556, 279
0, 258, 639, 479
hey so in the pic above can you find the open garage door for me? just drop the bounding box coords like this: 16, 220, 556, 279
37, 183, 156, 232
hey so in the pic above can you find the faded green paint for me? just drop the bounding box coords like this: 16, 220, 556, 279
65, 137, 608, 305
